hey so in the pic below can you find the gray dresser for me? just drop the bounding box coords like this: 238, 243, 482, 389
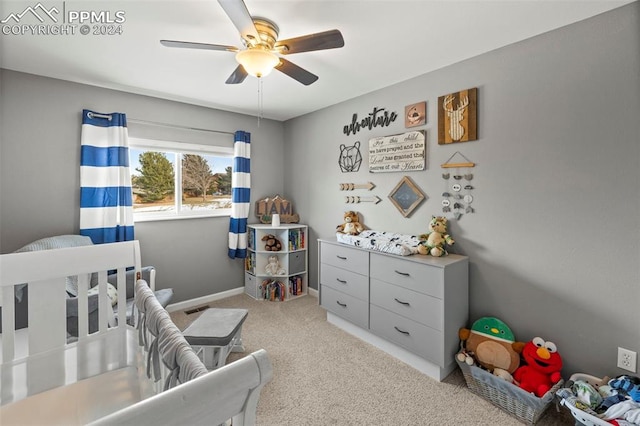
318, 239, 468, 381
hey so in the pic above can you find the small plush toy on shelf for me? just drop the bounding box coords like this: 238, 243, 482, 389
262, 234, 282, 251
418, 216, 455, 257
265, 254, 286, 276
513, 337, 563, 397
336, 211, 364, 236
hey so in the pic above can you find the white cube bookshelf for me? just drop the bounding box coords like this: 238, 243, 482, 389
244, 224, 308, 301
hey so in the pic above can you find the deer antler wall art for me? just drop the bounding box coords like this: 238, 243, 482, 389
438, 88, 477, 144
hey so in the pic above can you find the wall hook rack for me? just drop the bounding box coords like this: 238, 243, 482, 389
441, 151, 475, 168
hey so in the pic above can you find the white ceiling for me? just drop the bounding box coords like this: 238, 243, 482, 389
1, 0, 633, 121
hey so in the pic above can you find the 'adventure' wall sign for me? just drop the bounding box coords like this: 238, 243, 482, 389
343, 107, 398, 136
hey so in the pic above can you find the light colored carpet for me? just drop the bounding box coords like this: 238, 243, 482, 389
170, 294, 574, 425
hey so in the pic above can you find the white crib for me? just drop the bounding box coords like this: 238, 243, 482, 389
0, 240, 272, 425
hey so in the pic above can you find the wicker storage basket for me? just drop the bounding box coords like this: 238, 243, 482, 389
456, 354, 564, 424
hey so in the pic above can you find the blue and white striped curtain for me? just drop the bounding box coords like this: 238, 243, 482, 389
79, 109, 134, 244
228, 131, 251, 259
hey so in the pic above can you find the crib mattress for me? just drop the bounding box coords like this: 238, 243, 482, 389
0, 327, 154, 425
1, 365, 155, 425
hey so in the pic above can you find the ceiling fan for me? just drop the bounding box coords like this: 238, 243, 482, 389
160, 0, 345, 86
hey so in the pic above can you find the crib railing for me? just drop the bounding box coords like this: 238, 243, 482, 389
1, 241, 272, 425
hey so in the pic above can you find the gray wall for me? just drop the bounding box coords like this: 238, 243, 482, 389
0, 70, 285, 302
284, 3, 639, 378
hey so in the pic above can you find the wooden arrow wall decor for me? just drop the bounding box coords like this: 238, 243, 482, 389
345, 195, 382, 204
339, 182, 376, 191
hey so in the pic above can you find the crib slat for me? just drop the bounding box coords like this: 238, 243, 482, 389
116, 268, 127, 329
28, 277, 66, 355
78, 273, 90, 338
1, 285, 16, 362
97, 271, 109, 333
25, 277, 67, 396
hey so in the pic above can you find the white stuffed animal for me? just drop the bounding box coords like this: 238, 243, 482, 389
265, 254, 285, 276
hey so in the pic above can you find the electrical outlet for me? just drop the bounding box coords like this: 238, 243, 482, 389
617, 347, 637, 372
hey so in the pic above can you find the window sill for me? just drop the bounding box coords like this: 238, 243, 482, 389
134, 211, 230, 223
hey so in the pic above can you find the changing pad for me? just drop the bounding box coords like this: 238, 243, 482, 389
336, 230, 422, 256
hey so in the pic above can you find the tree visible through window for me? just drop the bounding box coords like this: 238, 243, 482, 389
135, 151, 175, 202
182, 154, 216, 202
129, 139, 233, 220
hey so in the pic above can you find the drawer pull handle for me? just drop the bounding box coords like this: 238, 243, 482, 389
394, 298, 410, 306
336, 278, 347, 284
394, 326, 410, 336
336, 301, 347, 308
336, 255, 347, 260
394, 270, 410, 277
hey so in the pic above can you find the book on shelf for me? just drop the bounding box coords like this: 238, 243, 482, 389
261, 279, 286, 301
248, 228, 255, 250
288, 228, 306, 251
288, 275, 303, 296
245, 252, 256, 274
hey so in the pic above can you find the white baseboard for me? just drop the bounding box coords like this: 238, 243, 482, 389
167, 286, 318, 313
166, 287, 245, 313
327, 312, 455, 382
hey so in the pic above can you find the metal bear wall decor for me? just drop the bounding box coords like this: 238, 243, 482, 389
338, 141, 362, 173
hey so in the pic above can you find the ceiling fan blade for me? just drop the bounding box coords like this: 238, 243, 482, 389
217, 0, 260, 45
275, 29, 344, 54
225, 65, 248, 84
160, 40, 238, 52
275, 58, 319, 86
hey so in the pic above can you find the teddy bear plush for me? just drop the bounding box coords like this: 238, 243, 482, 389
459, 317, 525, 374
418, 216, 455, 257
262, 234, 282, 251
336, 211, 364, 236
513, 337, 563, 397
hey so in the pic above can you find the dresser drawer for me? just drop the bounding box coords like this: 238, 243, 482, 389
370, 279, 442, 330
370, 253, 443, 298
320, 242, 369, 276
320, 263, 368, 301
320, 285, 368, 329
370, 305, 443, 366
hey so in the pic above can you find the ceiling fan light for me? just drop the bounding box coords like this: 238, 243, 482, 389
235, 48, 279, 78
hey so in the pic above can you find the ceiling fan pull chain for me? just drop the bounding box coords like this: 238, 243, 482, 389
257, 78, 263, 127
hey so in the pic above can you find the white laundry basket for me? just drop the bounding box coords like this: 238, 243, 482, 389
559, 373, 610, 426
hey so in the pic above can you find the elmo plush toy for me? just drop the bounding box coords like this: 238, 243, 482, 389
513, 337, 563, 397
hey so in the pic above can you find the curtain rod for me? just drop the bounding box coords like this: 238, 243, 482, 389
86, 112, 234, 136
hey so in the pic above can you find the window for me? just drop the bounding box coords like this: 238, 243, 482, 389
129, 138, 234, 221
